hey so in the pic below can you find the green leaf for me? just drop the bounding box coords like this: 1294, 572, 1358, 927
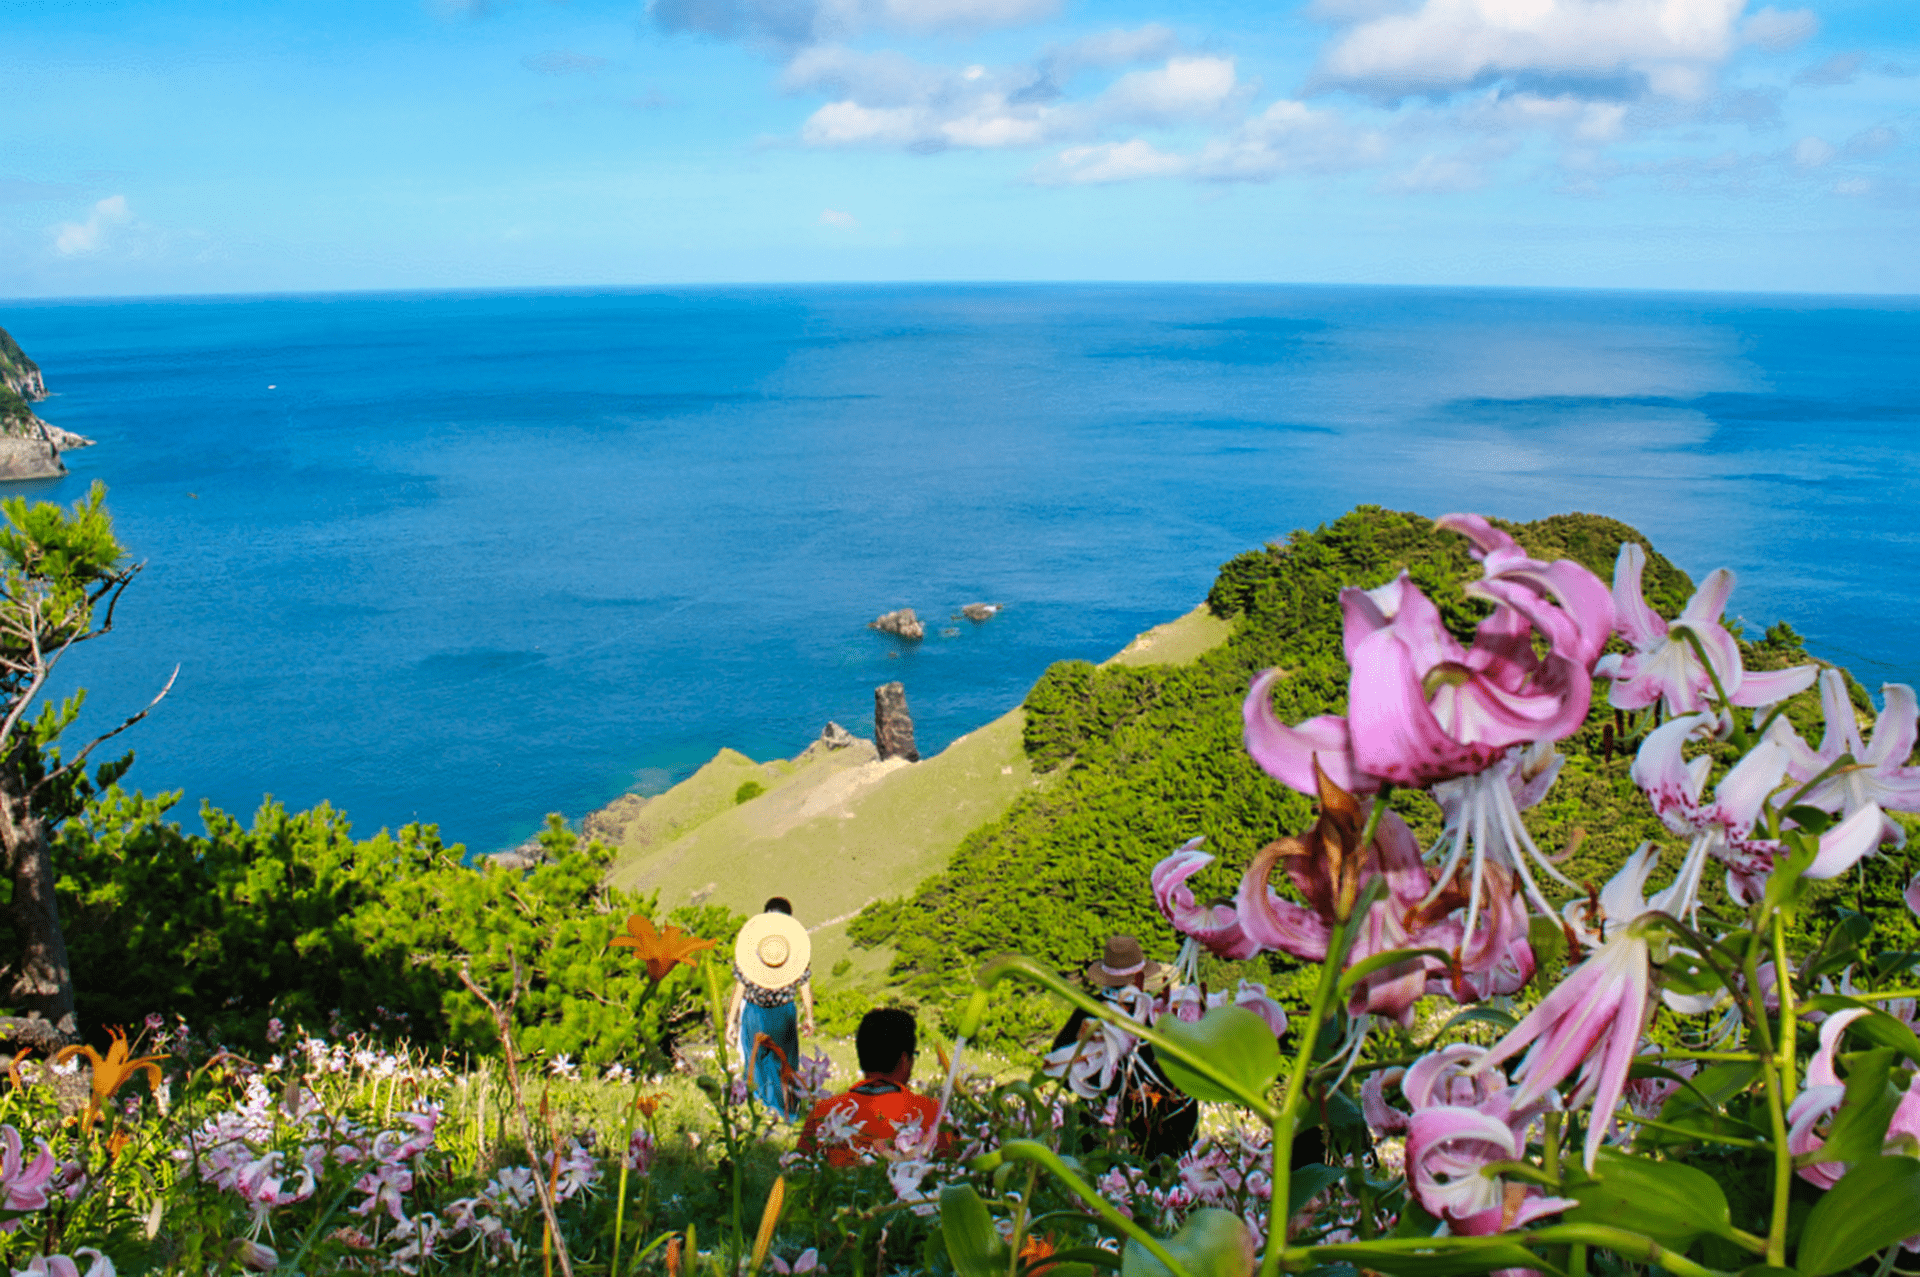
1797, 1156, 1920, 1276
1121, 1209, 1256, 1277
940, 1184, 1009, 1277
1659, 1059, 1762, 1119
1307, 1239, 1554, 1277
1807, 1001, 1920, 1072
1033, 1248, 1123, 1271
1800, 1047, 1900, 1169
1563, 1147, 1739, 1248
1289, 1164, 1345, 1216
1154, 1006, 1281, 1106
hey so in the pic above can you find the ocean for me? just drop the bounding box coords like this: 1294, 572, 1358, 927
2, 284, 1915, 854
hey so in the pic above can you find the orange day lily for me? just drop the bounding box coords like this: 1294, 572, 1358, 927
610, 914, 716, 983
52, 1028, 168, 1134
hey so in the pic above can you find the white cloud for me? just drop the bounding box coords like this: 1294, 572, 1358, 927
52, 195, 132, 256
648, 0, 1053, 49
1791, 135, 1834, 167
791, 49, 1248, 153
1030, 139, 1189, 183
1046, 26, 1179, 76
1099, 57, 1243, 123
1312, 0, 1752, 102
876, 0, 1058, 33
1844, 125, 1898, 159
819, 207, 860, 228
1378, 152, 1489, 192
1793, 50, 1863, 86
1833, 176, 1871, 195
1739, 5, 1816, 51
801, 100, 926, 146
1190, 99, 1389, 181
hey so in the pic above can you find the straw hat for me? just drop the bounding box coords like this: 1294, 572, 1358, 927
734, 912, 812, 990
1083, 935, 1172, 990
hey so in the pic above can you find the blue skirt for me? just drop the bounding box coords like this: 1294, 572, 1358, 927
741, 999, 800, 1118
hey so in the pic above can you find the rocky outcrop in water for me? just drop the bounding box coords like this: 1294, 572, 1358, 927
0, 324, 91, 480
869, 608, 924, 641
960, 602, 1001, 622
874, 682, 919, 762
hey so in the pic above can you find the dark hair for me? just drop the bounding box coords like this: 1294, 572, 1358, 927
856, 1008, 917, 1074
764, 897, 792, 915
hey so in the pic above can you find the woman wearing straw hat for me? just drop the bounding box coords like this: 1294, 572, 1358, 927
725, 897, 816, 1118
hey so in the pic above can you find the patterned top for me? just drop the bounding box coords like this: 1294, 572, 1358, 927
736, 963, 811, 1008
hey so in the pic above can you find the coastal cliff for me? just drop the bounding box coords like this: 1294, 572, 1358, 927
0, 324, 92, 479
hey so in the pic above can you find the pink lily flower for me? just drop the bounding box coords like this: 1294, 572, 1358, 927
1468, 853, 1662, 1172
10, 1252, 115, 1277
1635, 712, 1888, 905
1342, 571, 1596, 788
1406, 1106, 1575, 1234
1770, 670, 1920, 848
1151, 839, 1262, 961
1231, 773, 1529, 1025
1424, 738, 1575, 937
1596, 542, 1816, 715
1788, 1008, 1920, 1194
1435, 514, 1615, 670
1244, 517, 1610, 798
0, 1126, 54, 1226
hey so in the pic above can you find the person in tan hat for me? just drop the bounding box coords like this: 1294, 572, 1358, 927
725, 897, 816, 1119
1049, 934, 1197, 1161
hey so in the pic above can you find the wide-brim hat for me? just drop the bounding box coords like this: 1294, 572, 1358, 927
735, 912, 812, 989
1083, 934, 1172, 990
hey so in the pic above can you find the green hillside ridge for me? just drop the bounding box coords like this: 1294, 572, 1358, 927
0, 325, 45, 400
599, 604, 1234, 988
0, 325, 47, 438
848, 505, 1914, 1049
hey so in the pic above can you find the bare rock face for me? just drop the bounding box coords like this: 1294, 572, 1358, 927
0, 438, 64, 480
43, 425, 94, 450
874, 682, 919, 762
484, 838, 548, 872
960, 602, 1001, 622
582, 792, 648, 846
818, 721, 859, 750
869, 608, 925, 641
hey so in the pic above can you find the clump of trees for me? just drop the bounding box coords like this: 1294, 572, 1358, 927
57, 798, 739, 1063
0, 482, 734, 1062
852, 506, 1909, 1048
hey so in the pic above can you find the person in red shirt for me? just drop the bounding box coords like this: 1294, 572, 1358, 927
798, 1008, 952, 1167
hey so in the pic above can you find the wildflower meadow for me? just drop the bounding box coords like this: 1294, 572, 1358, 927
2, 501, 1919, 1277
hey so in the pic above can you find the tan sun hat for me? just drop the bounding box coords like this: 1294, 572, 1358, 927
1083, 935, 1172, 990
734, 911, 813, 990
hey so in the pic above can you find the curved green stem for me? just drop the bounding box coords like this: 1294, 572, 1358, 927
1305, 1223, 1739, 1277
978, 1141, 1195, 1277
1261, 898, 1372, 1277
973, 956, 1278, 1120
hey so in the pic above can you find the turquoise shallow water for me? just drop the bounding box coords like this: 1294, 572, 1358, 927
1, 284, 1915, 853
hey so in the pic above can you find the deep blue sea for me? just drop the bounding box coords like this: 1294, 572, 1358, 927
1, 285, 1915, 854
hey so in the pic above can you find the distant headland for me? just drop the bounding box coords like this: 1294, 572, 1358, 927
0, 325, 94, 480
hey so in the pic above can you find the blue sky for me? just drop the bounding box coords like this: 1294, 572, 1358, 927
2, 0, 1914, 295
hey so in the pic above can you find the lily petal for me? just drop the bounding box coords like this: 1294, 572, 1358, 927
1242, 670, 1377, 796
1806, 803, 1888, 879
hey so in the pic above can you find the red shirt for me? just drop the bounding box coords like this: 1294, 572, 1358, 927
798, 1075, 952, 1168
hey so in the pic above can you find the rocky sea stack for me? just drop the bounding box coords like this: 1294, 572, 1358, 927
0, 325, 94, 480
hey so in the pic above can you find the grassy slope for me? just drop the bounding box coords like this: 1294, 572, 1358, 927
844, 507, 1900, 1052
602, 604, 1236, 986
